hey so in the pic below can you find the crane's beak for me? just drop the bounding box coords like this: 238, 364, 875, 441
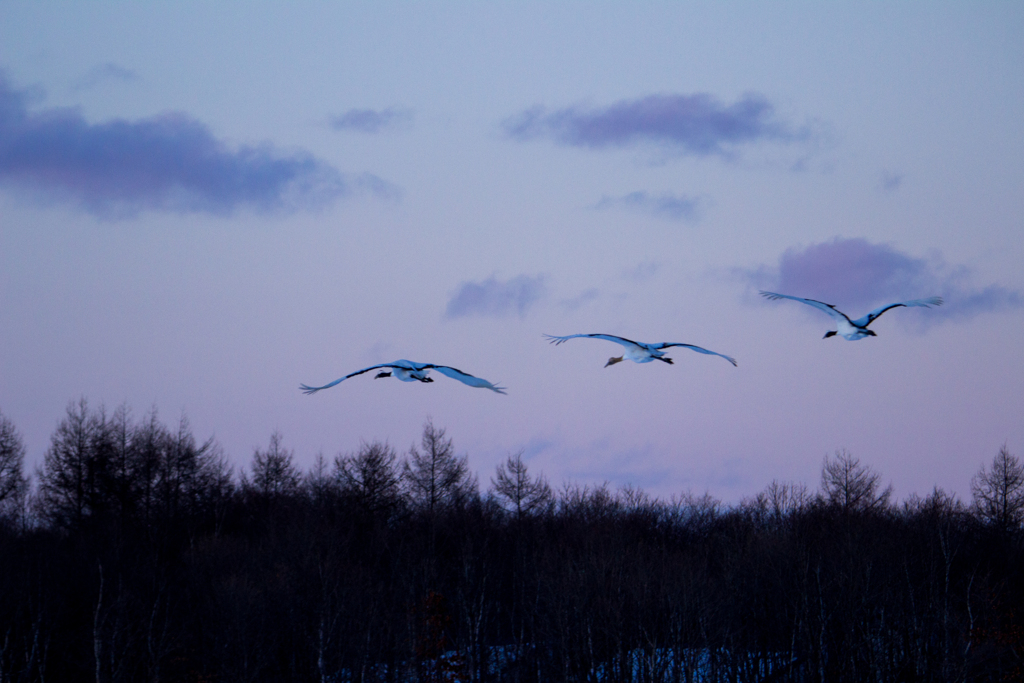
605, 356, 624, 367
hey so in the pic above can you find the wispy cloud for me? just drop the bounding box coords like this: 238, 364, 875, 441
594, 191, 704, 222
880, 170, 903, 192
365, 340, 395, 363
559, 288, 601, 312
0, 74, 385, 218
329, 106, 413, 133
444, 275, 546, 319
742, 237, 1023, 324
351, 173, 403, 202
503, 92, 810, 158
624, 261, 661, 283
71, 63, 139, 91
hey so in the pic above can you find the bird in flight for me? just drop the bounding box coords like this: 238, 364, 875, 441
301, 359, 506, 394
759, 291, 943, 340
543, 333, 737, 367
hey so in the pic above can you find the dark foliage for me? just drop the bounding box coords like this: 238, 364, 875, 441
1, 402, 1022, 682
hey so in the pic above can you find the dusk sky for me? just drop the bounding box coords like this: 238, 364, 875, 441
1, 2, 1022, 503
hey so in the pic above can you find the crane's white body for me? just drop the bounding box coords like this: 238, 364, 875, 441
301, 359, 506, 394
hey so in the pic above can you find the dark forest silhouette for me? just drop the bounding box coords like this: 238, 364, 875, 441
1, 401, 1022, 682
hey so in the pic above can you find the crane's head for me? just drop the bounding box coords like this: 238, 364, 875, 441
374, 371, 392, 378
823, 331, 837, 339
605, 356, 624, 367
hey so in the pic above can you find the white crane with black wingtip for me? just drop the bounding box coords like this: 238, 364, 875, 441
300, 359, 506, 394
543, 333, 737, 367
759, 291, 943, 340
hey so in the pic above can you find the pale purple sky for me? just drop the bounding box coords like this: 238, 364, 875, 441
1, 2, 1022, 503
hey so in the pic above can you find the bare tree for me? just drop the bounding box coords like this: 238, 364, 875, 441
820, 449, 892, 513
132, 408, 168, 527
404, 419, 476, 515
305, 452, 337, 508
36, 398, 99, 528
762, 480, 810, 520
336, 441, 402, 517
491, 451, 552, 521
971, 444, 1024, 530
102, 403, 140, 529
244, 431, 301, 498
155, 414, 232, 525
0, 409, 28, 521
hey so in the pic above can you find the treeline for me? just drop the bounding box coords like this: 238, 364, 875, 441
0, 401, 1023, 682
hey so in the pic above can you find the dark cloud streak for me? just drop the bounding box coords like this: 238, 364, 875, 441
504, 92, 808, 157
0, 74, 358, 217
594, 191, 703, 222
329, 106, 413, 133
445, 275, 546, 319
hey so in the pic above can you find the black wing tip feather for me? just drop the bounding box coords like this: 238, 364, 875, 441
430, 365, 507, 394
299, 384, 320, 395
706, 350, 738, 367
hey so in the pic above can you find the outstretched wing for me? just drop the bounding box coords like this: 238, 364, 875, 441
299, 363, 404, 394
654, 343, 738, 366
543, 333, 644, 351
428, 365, 507, 394
851, 297, 944, 328
759, 291, 852, 324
